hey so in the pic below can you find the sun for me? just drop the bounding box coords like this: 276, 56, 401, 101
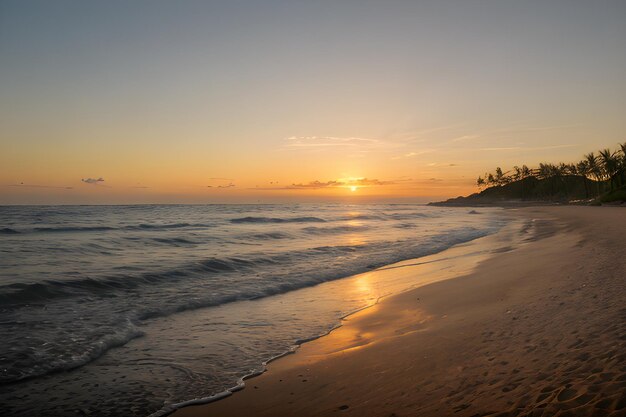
350, 186, 358, 192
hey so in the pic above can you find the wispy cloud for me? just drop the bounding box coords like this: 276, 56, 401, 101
252, 177, 395, 190
289, 178, 394, 189
391, 149, 434, 160
207, 183, 236, 188
481, 144, 580, 151
288, 180, 342, 189
285, 136, 381, 149
81, 177, 104, 184
206, 177, 236, 188
283, 128, 461, 154
451, 134, 480, 142
520, 124, 580, 132
424, 162, 459, 167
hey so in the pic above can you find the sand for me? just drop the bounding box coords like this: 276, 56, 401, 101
172, 206, 626, 417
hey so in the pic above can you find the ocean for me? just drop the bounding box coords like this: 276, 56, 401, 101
0, 204, 509, 416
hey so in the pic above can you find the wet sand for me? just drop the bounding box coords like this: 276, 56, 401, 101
173, 206, 626, 417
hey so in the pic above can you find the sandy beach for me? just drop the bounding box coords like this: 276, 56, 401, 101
173, 206, 626, 417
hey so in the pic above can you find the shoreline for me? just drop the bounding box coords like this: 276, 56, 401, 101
156, 210, 524, 416
172, 206, 625, 417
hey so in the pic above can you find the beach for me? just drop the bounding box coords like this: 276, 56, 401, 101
0, 204, 511, 417
173, 206, 626, 417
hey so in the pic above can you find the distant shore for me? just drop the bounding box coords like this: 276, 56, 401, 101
173, 206, 625, 417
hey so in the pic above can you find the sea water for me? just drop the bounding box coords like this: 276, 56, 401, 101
0, 204, 508, 416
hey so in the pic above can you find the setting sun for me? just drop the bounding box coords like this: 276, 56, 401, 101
350, 186, 358, 192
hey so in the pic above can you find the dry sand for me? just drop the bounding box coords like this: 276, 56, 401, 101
173, 206, 625, 417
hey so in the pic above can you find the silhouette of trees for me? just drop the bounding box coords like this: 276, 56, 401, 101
576, 160, 591, 198
476, 143, 626, 201
599, 148, 620, 191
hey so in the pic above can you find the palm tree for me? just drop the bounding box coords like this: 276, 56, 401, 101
476, 176, 485, 189
512, 166, 522, 181
577, 160, 590, 198
576, 160, 589, 177
536, 163, 559, 195
518, 165, 532, 199
537, 163, 551, 180
557, 163, 573, 195
598, 148, 617, 177
585, 152, 601, 195
598, 148, 619, 191
566, 163, 578, 175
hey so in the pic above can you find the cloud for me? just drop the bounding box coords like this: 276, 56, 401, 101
283, 129, 459, 154
254, 177, 395, 190
283, 136, 385, 153
207, 183, 235, 188
424, 162, 458, 167
8, 183, 73, 189
391, 149, 435, 160
81, 177, 104, 184
481, 144, 580, 151
286, 136, 380, 147
451, 134, 480, 142
353, 178, 394, 186
207, 177, 236, 188
520, 125, 580, 132
289, 180, 342, 189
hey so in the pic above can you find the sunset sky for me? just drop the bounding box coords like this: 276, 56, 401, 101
1, 0, 625, 204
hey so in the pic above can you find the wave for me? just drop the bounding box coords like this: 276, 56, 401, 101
0, 319, 143, 384
301, 225, 370, 234
130, 223, 194, 230
150, 237, 198, 245
247, 232, 291, 240
34, 226, 117, 233
385, 212, 434, 221
0, 227, 494, 310
0, 223, 503, 386
0, 227, 20, 234
13, 223, 209, 234
337, 214, 383, 221
0, 255, 283, 308
230, 216, 326, 224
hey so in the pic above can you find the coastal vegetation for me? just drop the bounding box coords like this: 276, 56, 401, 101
435, 143, 626, 206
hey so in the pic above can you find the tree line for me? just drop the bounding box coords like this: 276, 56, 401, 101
476, 143, 626, 198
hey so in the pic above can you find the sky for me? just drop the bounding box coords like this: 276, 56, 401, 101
1, 0, 625, 204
